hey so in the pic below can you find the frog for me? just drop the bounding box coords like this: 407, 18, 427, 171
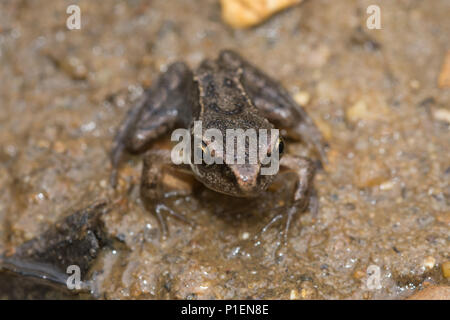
110, 49, 328, 243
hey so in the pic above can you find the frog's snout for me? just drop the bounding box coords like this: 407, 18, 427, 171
229, 163, 261, 195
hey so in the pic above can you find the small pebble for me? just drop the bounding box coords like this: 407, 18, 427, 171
438, 51, 450, 88
293, 91, 311, 106
220, 0, 302, 28
241, 232, 250, 240
423, 256, 436, 269
442, 261, 450, 279
290, 289, 300, 300
409, 79, 420, 89
353, 270, 366, 280
99, 179, 108, 188
53, 141, 66, 153
300, 287, 315, 299
433, 108, 450, 124
363, 292, 372, 299
379, 180, 395, 191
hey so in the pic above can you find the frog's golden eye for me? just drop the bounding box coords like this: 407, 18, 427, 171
266, 137, 284, 158
200, 140, 208, 153
200, 141, 214, 167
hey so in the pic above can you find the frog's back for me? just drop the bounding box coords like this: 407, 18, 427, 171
194, 59, 273, 133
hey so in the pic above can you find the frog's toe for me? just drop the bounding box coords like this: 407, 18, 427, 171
254, 196, 312, 246
154, 203, 195, 238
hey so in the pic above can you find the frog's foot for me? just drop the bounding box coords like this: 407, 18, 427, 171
255, 201, 305, 245
254, 188, 317, 253
140, 150, 196, 239
153, 203, 196, 239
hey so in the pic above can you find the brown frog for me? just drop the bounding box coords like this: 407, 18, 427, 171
110, 50, 327, 242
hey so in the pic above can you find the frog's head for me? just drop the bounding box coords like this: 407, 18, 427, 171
189, 117, 284, 198
189, 61, 285, 197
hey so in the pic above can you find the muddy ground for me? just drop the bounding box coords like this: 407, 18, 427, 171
0, 0, 449, 299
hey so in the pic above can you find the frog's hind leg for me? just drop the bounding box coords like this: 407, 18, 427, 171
140, 150, 195, 238
218, 49, 328, 165
110, 62, 195, 187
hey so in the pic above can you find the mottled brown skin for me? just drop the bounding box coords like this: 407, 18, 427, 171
110, 50, 327, 240
190, 57, 276, 197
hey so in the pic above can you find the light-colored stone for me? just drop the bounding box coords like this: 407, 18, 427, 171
290, 289, 300, 299
293, 91, 311, 106
438, 51, 450, 88
221, 0, 302, 28
433, 108, 450, 124
423, 256, 436, 269
442, 261, 450, 279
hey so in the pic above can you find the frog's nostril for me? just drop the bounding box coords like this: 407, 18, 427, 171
229, 163, 260, 193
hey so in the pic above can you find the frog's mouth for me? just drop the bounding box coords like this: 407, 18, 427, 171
208, 185, 261, 198
190, 162, 272, 198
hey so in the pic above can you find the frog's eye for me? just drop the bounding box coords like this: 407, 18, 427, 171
278, 138, 285, 155
200, 140, 208, 152
200, 141, 214, 167
265, 137, 284, 158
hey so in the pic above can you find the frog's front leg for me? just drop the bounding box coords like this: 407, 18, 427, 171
110, 62, 195, 187
281, 155, 316, 211
140, 149, 194, 238
259, 155, 317, 244
218, 50, 328, 164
